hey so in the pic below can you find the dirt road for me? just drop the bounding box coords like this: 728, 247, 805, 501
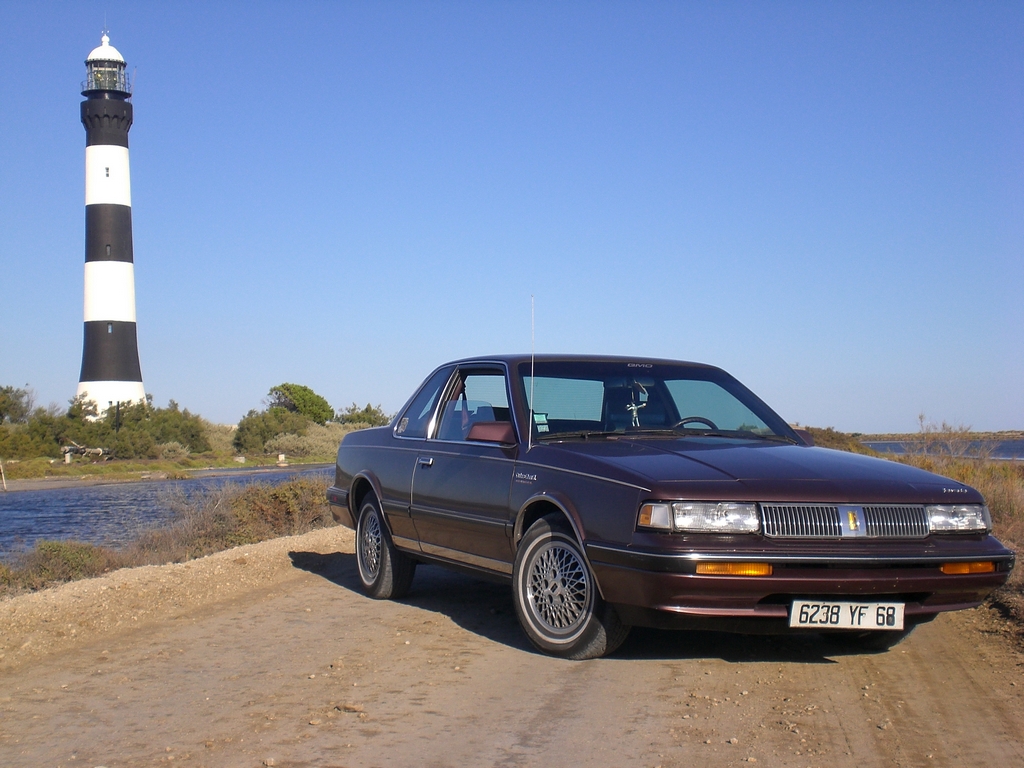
2, 526, 1022, 767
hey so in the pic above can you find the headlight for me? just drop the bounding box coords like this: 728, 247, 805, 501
926, 504, 991, 533
639, 502, 760, 534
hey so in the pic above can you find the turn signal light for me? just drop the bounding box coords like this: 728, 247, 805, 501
696, 562, 773, 577
940, 561, 995, 575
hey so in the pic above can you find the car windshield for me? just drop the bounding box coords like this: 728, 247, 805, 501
519, 361, 793, 442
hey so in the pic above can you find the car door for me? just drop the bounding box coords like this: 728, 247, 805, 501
382, 365, 455, 547
410, 365, 518, 573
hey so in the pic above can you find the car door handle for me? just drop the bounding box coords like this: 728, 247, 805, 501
418, 457, 434, 468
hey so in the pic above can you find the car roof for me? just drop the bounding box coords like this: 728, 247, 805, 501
443, 354, 723, 371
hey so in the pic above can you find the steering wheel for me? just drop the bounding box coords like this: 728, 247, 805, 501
672, 416, 719, 430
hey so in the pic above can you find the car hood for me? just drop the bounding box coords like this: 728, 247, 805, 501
539, 438, 981, 504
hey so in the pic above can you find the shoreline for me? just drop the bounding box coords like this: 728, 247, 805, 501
0, 462, 332, 494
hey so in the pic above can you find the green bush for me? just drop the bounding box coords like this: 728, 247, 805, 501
158, 441, 190, 460
0, 391, 211, 460
336, 402, 391, 427
19, 540, 121, 587
268, 383, 334, 425
234, 408, 310, 454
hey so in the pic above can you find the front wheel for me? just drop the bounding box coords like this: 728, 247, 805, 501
356, 496, 415, 599
512, 515, 630, 659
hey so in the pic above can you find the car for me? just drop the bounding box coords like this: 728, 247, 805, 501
327, 355, 1015, 659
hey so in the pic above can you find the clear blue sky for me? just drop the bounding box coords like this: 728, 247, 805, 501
1, 1, 1021, 432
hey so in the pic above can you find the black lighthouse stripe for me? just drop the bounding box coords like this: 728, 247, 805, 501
85, 204, 133, 262
79, 321, 143, 382
81, 99, 132, 146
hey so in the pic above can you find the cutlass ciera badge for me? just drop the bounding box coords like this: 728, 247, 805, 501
838, 506, 867, 537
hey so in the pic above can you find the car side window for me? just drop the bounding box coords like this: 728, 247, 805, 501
395, 367, 453, 438
436, 370, 510, 442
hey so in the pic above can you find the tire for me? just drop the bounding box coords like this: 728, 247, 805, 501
512, 515, 631, 660
824, 626, 915, 652
356, 496, 416, 599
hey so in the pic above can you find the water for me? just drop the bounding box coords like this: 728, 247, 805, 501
0, 465, 333, 560
860, 439, 1024, 461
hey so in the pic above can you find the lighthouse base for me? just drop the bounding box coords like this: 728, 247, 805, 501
76, 380, 146, 414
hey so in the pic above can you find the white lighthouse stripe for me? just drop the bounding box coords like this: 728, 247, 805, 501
83, 261, 137, 322
76, 380, 146, 408
85, 145, 131, 206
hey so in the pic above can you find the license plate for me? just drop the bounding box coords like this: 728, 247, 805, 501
789, 600, 905, 630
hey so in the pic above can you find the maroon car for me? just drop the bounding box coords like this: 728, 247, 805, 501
327, 356, 1014, 659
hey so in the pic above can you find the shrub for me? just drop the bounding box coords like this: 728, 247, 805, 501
112, 428, 157, 459
227, 479, 333, 544
158, 441, 190, 460
267, 383, 334, 425
265, 422, 352, 457
18, 540, 121, 588
201, 421, 237, 454
233, 408, 310, 454
0, 395, 212, 460
128, 477, 333, 562
336, 402, 391, 427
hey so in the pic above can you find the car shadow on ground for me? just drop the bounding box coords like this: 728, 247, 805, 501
289, 550, 531, 652
290, 550, 870, 664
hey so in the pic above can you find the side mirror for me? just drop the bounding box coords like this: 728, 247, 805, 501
793, 428, 815, 446
466, 421, 517, 445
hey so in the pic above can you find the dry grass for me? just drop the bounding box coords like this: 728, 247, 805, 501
895, 453, 1023, 588
847, 417, 1023, 625
201, 421, 238, 454
264, 422, 360, 458
897, 452, 1024, 633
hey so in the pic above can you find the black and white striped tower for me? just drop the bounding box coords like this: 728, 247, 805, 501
76, 32, 145, 412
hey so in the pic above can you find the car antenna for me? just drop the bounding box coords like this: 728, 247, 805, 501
529, 294, 535, 453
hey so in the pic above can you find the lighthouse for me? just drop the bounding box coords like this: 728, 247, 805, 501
76, 32, 145, 412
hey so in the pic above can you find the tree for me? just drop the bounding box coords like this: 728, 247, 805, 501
0, 385, 33, 424
266, 384, 333, 425
336, 402, 391, 427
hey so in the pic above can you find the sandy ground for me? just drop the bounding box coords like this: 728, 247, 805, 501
1, 526, 1022, 768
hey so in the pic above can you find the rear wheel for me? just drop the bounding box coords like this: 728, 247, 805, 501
356, 496, 416, 599
512, 515, 630, 659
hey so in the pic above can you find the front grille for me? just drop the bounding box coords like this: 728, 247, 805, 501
761, 504, 928, 539
761, 504, 841, 538
863, 505, 929, 538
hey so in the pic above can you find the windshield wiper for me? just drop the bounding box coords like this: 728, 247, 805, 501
664, 428, 798, 443
738, 432, 799, 444
536, 430, 620, 441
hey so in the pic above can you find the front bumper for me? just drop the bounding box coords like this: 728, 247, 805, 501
586, 536, 1015, 632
